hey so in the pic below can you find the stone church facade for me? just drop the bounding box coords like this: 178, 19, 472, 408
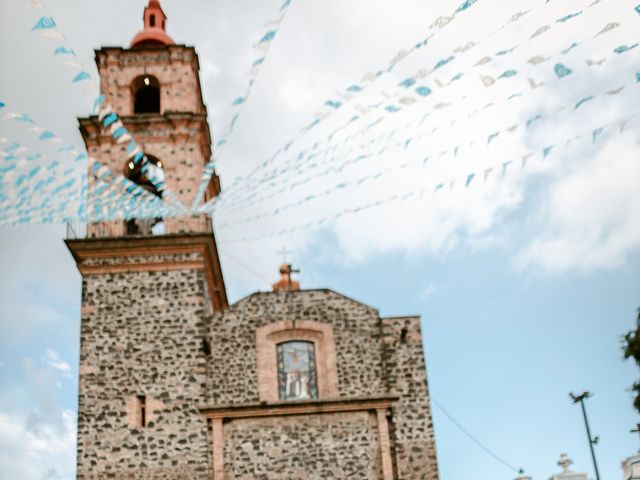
66, 2, 440, 479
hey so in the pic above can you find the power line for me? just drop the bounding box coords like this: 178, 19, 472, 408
219, 249, 273, 287
432, 397, 520, 474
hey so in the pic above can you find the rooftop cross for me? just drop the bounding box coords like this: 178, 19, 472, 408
277, 247, 294, 263
272, 262, 300, 292
558, 453, 573, 473
285, 263, 300, 288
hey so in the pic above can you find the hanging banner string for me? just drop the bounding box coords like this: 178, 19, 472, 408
210, 0, 627, 211
210, 0, 592, 206
190, 0, 295, 211
207, 0, 507, 206
205, 24, 636, 214
214, 0, 295, 153
218, 53, 635, 216
28, 0, 188, 217
213, 79, 638, 229
83, 158, 178, 221
2, 156, 178, 226
0, 101, 174, 224
217, 112, 637, 244
0, 101, 86, 223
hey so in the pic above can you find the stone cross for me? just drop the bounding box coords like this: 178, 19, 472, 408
558, 453, 573, 473
277, 247, 293, 263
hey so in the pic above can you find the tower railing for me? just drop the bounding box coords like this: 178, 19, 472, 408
65, 222, 87, 239
65, 220, 170, 239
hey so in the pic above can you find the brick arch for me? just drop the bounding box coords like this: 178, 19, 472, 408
131, 74, 161, 114
256, 320, 338, 402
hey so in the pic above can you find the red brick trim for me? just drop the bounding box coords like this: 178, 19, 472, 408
200, 395, 397, 419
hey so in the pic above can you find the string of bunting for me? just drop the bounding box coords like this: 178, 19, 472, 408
208, 0, 600, 206
217, 50, 636, 215
191, 0, 295, 211
211, 0, 632, 209
28, 0, 188, 217
0, 101, 86, 223
203, 16, 637, 214
213, 77, 639, 229
216, 111, 638, 243
3, 0, 637, 226
193, 0, 493, 210
0, 100, 177, 225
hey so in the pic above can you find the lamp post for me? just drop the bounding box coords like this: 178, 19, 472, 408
569, 391, 600, 480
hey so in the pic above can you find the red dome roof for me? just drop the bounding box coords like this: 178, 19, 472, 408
130, 0, 174, 48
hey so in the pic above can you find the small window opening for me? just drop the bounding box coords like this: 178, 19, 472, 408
400, 327, 408, 344
132, 75, 160, 114
138, 395, 147, 427
149, 14, 156, 27
201, 338, 211, 356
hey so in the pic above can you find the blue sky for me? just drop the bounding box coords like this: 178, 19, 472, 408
1, 0, 639, 478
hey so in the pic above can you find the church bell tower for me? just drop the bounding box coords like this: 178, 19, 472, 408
66, 2, 228, 477
65, 2, 441, 479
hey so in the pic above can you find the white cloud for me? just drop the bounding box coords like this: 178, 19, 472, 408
0, 355, 76, 479
420, 282, 438, 301
0, 409, 75, 480
42, 350, 72, 379
277, 69, 323, 112
1, 0, 637, 295
516, 133, 640, 274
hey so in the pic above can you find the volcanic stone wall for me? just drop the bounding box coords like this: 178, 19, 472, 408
206, 289, 440, 479
76, 252, 211, 479
382, 315, 440, 480
223, 411, 381, 480
206, 289, 386, 404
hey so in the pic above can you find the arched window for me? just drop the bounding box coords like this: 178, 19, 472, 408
124, 155, 164, 235
256, 320, 337, 402
277, 341, 318, 400
132, 75, 160, 114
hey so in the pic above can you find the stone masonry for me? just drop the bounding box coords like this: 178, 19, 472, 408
70, 3, 440, 479
71, 239, 220, 479
223, 411, 382, 480
71, 257, 440, 479
204, 289, 440, 480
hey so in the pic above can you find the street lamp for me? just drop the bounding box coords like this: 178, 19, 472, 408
569, 391, 601, 480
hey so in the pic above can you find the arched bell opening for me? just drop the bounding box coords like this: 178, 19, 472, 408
124, 155, 165, 235
132, 75, 160, 114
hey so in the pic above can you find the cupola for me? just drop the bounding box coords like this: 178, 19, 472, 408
272, 264, 300, 291
130, 0, 174, 48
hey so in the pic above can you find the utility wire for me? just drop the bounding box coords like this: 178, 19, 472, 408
220, 249, 273, 287
432, 397, 521, 474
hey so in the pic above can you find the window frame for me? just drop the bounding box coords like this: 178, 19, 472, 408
256, 320, 338, 402
276, 340, 319, 401
131, 75, 161, 115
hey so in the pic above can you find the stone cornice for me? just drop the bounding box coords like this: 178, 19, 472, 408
78, 112, 212, 160
94, 44, 200, 69
199, 395, 399, 420
66, 233, 228, 311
